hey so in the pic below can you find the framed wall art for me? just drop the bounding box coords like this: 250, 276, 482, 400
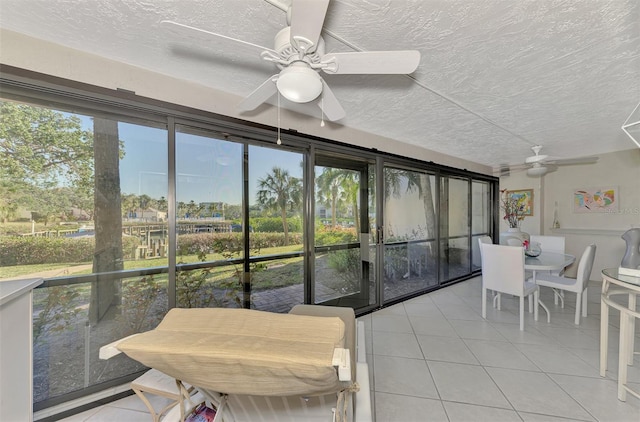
573, 186, 618, 213
508, 189, 534, 216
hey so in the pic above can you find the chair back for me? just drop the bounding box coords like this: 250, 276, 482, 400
530, 235, 565, 254
481, 243, 526, 296
576, 244, 596, 288
478, 236, 493, 264
478, 236, 492, 247
505, 238, 524, 246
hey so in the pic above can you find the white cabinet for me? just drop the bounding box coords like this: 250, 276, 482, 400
0, 278, 43, 422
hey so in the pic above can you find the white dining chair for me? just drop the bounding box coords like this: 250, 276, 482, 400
481, 243, 539, 330
534, 244, 596, 325
530, 235, 565, 254
530, 235, 566, 304
478, 236, 501, 309
530, 235, 565, 272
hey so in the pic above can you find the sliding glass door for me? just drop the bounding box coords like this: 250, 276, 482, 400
382, 167, 438, 302
313, 154, 377, 312
439, 175, 471, 282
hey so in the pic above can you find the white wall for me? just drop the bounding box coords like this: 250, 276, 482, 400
0, 29, 491, 175
501, 149, 640, 278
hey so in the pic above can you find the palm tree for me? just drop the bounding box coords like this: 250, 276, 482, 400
138, 194, 151, 210
256, 167, 302, 245
384, 168, 436, 239
338, 171, 360, 231
177, 201, 187, 218
156, 196, 167, 213
186, 200, 199, 219
316, 167, 347, 228
121, 193, 137, 218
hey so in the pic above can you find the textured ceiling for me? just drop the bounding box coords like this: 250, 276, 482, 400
1, 0, 639, 171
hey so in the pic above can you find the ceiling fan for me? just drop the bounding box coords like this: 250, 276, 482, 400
517, 145, 599, 177
161, 0, 420, 122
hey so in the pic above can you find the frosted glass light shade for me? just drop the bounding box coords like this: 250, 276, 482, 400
276, 63, 323, 103
527, 166, 548, 177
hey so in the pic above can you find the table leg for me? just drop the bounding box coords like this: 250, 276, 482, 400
628, 293, 636, 366
618, 308, 629, 401
600, 281, 609, 377
533, 271, 550, 323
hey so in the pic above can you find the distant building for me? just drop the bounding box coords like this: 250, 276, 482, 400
127, 207, 166, 222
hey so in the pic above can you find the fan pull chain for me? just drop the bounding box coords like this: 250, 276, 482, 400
276, 91, 282, 145
320, 96, 325, 127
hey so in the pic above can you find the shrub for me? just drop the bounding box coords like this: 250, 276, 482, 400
0, 237, 94, 266
250, 217, 302, 233
0, 236, 139, 266
327, 249, 362, 290
315, 226, 357, 246
33, 286, 81, 343
177, 232, 303, 254
116, 275, 162, 335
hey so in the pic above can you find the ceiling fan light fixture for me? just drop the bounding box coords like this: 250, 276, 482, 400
276, 63, 323, 103
527, 166, 548, 177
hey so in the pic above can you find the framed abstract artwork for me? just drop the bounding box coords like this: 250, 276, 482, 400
507, 189, 534, 216
573, 187, 618, 213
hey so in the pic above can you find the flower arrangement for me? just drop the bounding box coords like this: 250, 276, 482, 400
500, 189, 527, 228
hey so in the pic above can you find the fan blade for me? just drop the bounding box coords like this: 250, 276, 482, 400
263, 0, 289, 12
524, 154, 548, 164
289, 0, 330, 53
548, 156, 599, 166
238, 76, 279, 111
160, 20, 277, 55
319, 80, 345, 121
321, 51, 421, 75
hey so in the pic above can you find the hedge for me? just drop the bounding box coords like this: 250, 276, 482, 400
0, 236, 139, 266
0, 227, 355, 266
250, 217, 302, 233
177, 232, 304, 255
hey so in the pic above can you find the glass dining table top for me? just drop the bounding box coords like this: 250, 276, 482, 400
524, 251, 575, 271
602, 268, 640, 287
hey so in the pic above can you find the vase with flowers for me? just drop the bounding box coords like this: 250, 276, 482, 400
499, 189, 530, 246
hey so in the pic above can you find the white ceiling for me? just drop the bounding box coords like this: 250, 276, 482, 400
1, 0, 639, 171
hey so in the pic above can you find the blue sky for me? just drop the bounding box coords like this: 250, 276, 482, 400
112, 120, 303, 205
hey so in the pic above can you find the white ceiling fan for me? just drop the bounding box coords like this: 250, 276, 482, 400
518, 145, 599, 177
161, 0, 420, 122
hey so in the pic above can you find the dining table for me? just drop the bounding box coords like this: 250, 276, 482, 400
599, 268, 640, 401
525, 251, 576, 322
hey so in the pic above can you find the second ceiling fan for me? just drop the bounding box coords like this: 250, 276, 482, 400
517, 145, 599, 177
162, 0, 421, 122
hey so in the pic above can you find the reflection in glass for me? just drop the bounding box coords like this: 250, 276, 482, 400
383, 167, 437, 302
440, 176, 470, 281
314, 165, 369, 306
175, 127, 243, 308
471, 181, 491, 270
0, 100, 170, 406
250, 146, 304, 312
33, 275, 168, 404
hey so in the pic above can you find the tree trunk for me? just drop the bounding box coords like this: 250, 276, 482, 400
89, 118, 123, 324
353, 197, 360, 233
281, 207, 289, 246
420, 174, 437, 238
331, 196, 337, 228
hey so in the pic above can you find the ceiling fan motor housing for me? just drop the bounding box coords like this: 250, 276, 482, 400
274, 26, 324, 65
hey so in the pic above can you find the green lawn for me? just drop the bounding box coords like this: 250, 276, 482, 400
0, 245, 306, 290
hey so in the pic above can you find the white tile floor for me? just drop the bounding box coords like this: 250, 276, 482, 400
58, 276, 640, 421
